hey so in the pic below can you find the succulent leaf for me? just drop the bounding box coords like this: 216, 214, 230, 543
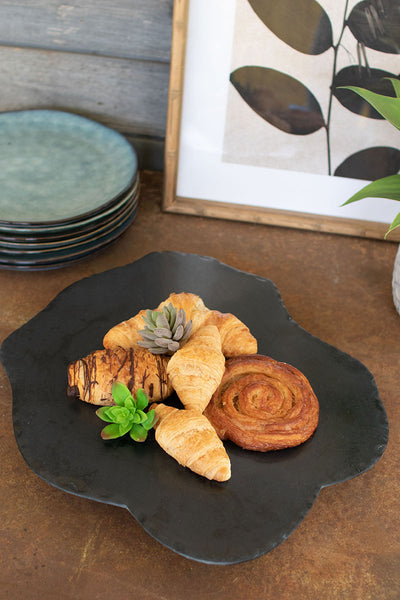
95, 407, 115, 423
168, 305, 177, 329
96, 384, 156, 443
180, 320, 193, 342
145, 346, 168, 354
155, 313, 168, 328
119, 421, 133, 437
154, 327, 172, 338
130, 424, 148, 442
154, 338, 171, 348
138, 329, 157, 341
173, 324, 184, 340
136, 388, 149, 410
143, 409, 157, 430
101, 423, 122, 440
167, 341, 180, 352
111, 381, 133, 406
136, 410, 148, 423
138, 304, 193, 354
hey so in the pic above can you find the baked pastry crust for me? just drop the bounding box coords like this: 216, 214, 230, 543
102, 291, 257, 357
166, 325, 225, 412
204, 354, 319, 451
152, 403, 231, 481
67, 346, 172, 405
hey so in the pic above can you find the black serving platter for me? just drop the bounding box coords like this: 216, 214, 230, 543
0, 252, 388, 564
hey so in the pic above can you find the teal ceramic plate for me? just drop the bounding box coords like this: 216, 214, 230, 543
0, 186, 139, 251
0, 203, 138, 270
0, 195, 138, 255
0, 110, 137, 226
0, 174, 139, 237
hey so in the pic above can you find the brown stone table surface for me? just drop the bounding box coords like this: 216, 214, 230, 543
1, 171, 399, 599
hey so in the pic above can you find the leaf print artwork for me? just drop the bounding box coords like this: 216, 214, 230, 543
334, 147, 400, 179
230, 67, 325, 135
347, 0, 400, 54
224, 0, 400, 181
247, 0, 333, 55
332, 66, 399, 119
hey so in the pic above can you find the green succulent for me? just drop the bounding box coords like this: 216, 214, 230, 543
96, 382, 157, 442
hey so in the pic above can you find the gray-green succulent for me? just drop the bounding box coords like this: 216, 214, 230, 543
137, 303, 193, 354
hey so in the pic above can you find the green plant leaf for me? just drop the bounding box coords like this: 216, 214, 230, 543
124, 396, 135, 410
111, 382, 133, 406
386, 211, 400, 238
386, 78, 400, 98
136, 410, 147, 424
101, 406, 120, 421
101, 423, 122, 440
95, 407, 115, 423
136, 388, 149, 411
142, 409, 157, 431
341, 175, 400, 205
129, 424, 148, 442
119, 421, 133, 437
96, 385, 155, 443
105, 406, 129, 424
339, 85, 400, 130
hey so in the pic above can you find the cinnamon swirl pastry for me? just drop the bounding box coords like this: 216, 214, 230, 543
204, 355, 319, 451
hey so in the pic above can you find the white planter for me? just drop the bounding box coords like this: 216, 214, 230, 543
393, 245, 400, 315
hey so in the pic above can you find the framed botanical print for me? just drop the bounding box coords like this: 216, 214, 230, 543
163, 0, 400, 240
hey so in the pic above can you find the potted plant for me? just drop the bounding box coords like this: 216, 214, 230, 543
341, 78, 400, 314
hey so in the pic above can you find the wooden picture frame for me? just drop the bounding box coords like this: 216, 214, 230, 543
163, 0, 400, 241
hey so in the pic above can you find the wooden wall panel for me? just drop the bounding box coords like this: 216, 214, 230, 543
0, 46, 169, 136
0, 1, 174, 169
0, 0, 173, 61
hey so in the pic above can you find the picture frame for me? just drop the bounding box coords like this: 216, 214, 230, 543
163, 0, 400, 241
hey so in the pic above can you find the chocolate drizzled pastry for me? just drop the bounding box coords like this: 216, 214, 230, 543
67, 346, 173, 406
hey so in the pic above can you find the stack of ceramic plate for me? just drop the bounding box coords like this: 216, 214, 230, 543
0, 110, 139, 270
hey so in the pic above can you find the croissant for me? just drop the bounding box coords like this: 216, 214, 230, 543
152, 403, 231, 481
103, 291, 257, 357
202, 310, 257, 356
166, 325, 225, 412
67, 346, 173, 405
204, 354, 319, 452
102, 292, 206, 350
102, 310, 147, 350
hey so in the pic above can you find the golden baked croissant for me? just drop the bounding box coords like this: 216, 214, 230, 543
204, 354, 319, 452
202, 310, 257, 357
102, 310, 146, 350
152, 403, 231, 481
166, 325, 225, 412
67, 346, 173, 405
103, 291, 257, 357
102, 292, 206, 350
